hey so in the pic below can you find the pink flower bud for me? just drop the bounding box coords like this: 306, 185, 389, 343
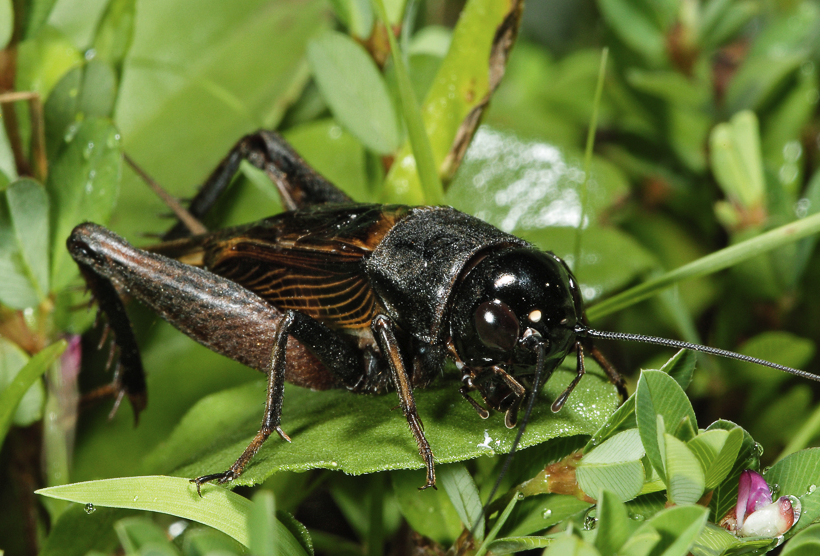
738, 496, 799, 538
736, 470, 771, 527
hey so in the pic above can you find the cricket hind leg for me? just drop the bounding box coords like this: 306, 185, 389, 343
164, 131, 352, 241
192, 309, 366, 493
71, 262, 147, 422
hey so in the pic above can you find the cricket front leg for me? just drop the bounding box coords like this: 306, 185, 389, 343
372, 315, 436, 490
164, 131, 352, 240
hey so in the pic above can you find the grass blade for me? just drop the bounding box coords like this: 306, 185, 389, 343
587, 212, 820, 320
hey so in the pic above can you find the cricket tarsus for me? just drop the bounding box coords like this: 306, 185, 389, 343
69, 130, 818, 497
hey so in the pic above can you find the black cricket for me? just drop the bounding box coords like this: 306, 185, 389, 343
67, 131, 820, 493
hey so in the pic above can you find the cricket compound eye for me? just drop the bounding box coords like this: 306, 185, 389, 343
475, 300, 520, 352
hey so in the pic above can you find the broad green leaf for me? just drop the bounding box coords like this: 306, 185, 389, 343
0, 340, 65, 448
687, 428, 743, 490
782, 523, 820, 556
248, 491, 278, 556
585, 396, 636, 452
21, 0, 59, 39
594, 490, 638, 555
44, 61, 118, 160
709, 111, 765, 211
307, 31, 399, 155
6, 178, 50, 296
0, 337, 44, 427
91, 0, 136, 75
182, 527, 248, 556
391, 469, 463, 544
47, 117, 121, 291
486, 536, 554, 553
438, 463, 484, 541
0, 0, 11, 50
596, 0, 668, 66
690, 522, 773, 556
500, 494, 591, 538
543, 534, 599, 556
577, 429, 646, 501
143, 359, 619, 487
764, 448, 820, 535
636, 370, 697, 483
35, 476, 305, 552
383, 0, 522, 203
644, 505, 709, 556
38, 506, 127, 556
706, 421, 758, 524
659, 349, 696, 391
0, 178, 50, 307
326, 0, 373, 39
619, 525, 661, 556
663, 434, 704, 506
115, 517, 177, 555
16, 26, 83, 99
111, 0, 329, 240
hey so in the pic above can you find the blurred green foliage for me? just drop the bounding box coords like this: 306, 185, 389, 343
2, 0, 820, 554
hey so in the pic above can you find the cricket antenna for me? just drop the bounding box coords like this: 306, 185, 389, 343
575, 326, 820, 383
464, 340, 550, 552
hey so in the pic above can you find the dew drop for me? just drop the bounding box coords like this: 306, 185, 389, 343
516, 492, 524, 501
84, 503, 95, 514
133, 495, 139, 502
583, 515, 597, 530
808, 484, 816, 494
83, 141, 95, 159
754, 443, 764, 457
542, 509, 552, 519
632, 514, 645, 521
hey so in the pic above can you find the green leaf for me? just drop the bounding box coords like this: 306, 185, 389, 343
690, 522, 773, 556
91, 0, 136, 75
543, 534, 600, 556
659, 349, 696, 391
47, 117, 122, 291
597, 0, 669, 66
0, 340, 66, 449
0, 178, 50, 307
383, 0, 519, 203
115, 517, 178, 555
35, 476, 306, 552
326, 0, 373, 39
709, 111, 765, 211
663, 434, 704, 506
636, 370, 697, 483
687, 429, 743, 490
643, 505, 708, 556
594, 490, 638, 555
764, 448, 820, 535
44, 61, 118, 160
307, 31, 399, 155
0, 338, 44, 427
248, 491, 279, 556
38, 506, 127, 556
391, 469, 463, 544
500, 494, 591, 538
438, 463, 484, 541
143, 360, 618, 487
181, 527, 247, 556
577, 429, 646, 502
486, 536, 554, 553
110, 0, 329, 240
0, 0, 11, 51
706, 421, 758, 524
587, 212, 820, 320
585, 396, 636, 452
372, 0, 442, 204
16, 25, 83, 99
782, 523, 820, 556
